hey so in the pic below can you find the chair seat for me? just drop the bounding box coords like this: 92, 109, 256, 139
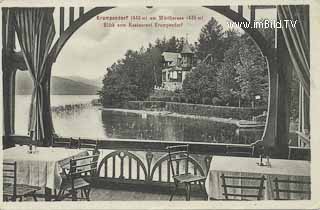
61, 178, 90, 191
173, 173, 206, 183
3, 183, 41, 197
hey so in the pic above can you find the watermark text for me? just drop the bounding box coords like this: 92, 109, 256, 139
227, 20, 298, 29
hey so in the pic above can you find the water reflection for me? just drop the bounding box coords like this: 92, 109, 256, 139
15, 95, 264, 144
101, 110, 264, 144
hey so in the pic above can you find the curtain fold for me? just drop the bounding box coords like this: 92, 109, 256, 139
277, 5, 310, 97
278, 5, 310, 135
13, 8, 56, 145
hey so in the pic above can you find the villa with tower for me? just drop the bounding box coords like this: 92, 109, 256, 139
161, 41, 195, 91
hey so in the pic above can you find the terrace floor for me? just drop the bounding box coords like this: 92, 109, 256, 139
21, 187, 206, 202
90, 188, 205, 201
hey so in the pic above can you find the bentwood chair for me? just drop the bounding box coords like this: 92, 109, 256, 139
288, 146, 311, 161
78, 138, 99, 153
83, 149, 101, 181
52, 137, 75, 148
57, 153, 100, 201
3, 161, 41, 201
167, 144, 207, 201
274, 177, 311, 200
53, 139, 99, 199
220, 174, 266, 200
226, 145, 255, 157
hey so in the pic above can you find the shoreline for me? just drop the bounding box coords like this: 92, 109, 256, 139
99, 107, 254, 125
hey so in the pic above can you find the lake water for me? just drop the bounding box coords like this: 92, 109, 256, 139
15, 95, 264, 144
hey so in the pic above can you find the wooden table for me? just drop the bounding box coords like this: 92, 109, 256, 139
205, 156, 310, 200
3, 145, 88, 200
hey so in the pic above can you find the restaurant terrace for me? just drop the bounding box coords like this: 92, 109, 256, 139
2, 5, 310, 202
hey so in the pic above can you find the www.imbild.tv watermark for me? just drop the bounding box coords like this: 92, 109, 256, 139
227, 20, 298, 29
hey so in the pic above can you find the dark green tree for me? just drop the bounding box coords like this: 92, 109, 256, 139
99, 64, 137, 107
196, 17, 224, 61
100, 49, 155, 107
216, 29, 242, 106
235, 34, 269, 107
182, 63, 219, 104
166, 36, 179, 52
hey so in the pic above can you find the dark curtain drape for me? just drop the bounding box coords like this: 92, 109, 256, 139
13, 8, 56, 145
278, 5, 310, 133
278, 5, 310, 96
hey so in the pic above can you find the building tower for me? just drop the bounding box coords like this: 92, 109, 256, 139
180, 39, 193, 69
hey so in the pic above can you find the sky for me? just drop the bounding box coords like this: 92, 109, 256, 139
52, 6, 276, 80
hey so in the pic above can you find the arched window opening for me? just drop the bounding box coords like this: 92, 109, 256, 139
48, 7, 272, 146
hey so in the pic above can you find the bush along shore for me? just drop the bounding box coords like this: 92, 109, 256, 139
126, 101, 266, 121
51, 103, 91, 114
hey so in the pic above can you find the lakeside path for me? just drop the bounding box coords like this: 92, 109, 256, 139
99, 108, 253, 125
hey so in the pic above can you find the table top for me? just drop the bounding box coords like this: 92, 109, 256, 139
3, 145, 87, 163
209, 156, 310, 177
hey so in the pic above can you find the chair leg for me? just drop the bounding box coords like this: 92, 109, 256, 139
169, 182, 178, 201
56, 189, 64, 201
32, 194, 38, 201
44, 187, 53, 201
81, 189, 84, 198
11, 196, 17, 202
54, 189, 58, 200
87, 187, 91, 201
198, 181, 202, 190
185, 183, 191, 201
198, 181, 207, 200
71, 190, 77, 201
85, 187, 90, 201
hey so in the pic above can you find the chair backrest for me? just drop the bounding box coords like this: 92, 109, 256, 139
69, 153, 100, 177
226, 145, 254, 157
288, 146, 310, 160
221, 173, 265, 200
52, 138, 73, 148
274, 177, 311, 200
91, 149, 101, 176
3, 161, 17, 198
167, 144, 190, 177
78, 138, 99, 151
68, 154, 99, 193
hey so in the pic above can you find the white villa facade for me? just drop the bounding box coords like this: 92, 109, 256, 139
161, 42, 194, 91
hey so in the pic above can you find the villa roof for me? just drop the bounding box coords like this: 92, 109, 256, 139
161, 52, 180, 66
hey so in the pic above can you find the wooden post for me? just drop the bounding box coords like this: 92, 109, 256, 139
79, 7, 84, 16
2, 69, 16, 148
238, 6, 243, 16
69, 7, 74, 25
59, 7, 64, 36
273, 15, 291, 158
250, 6, 256, 23
2, 8, 16, 149
43, 62, 55, 146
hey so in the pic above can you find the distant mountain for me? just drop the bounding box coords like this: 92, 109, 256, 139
16, 72, 101, 95
64, 76, 103, 88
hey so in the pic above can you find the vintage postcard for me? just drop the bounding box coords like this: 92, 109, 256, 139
0, 0, 319, 209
